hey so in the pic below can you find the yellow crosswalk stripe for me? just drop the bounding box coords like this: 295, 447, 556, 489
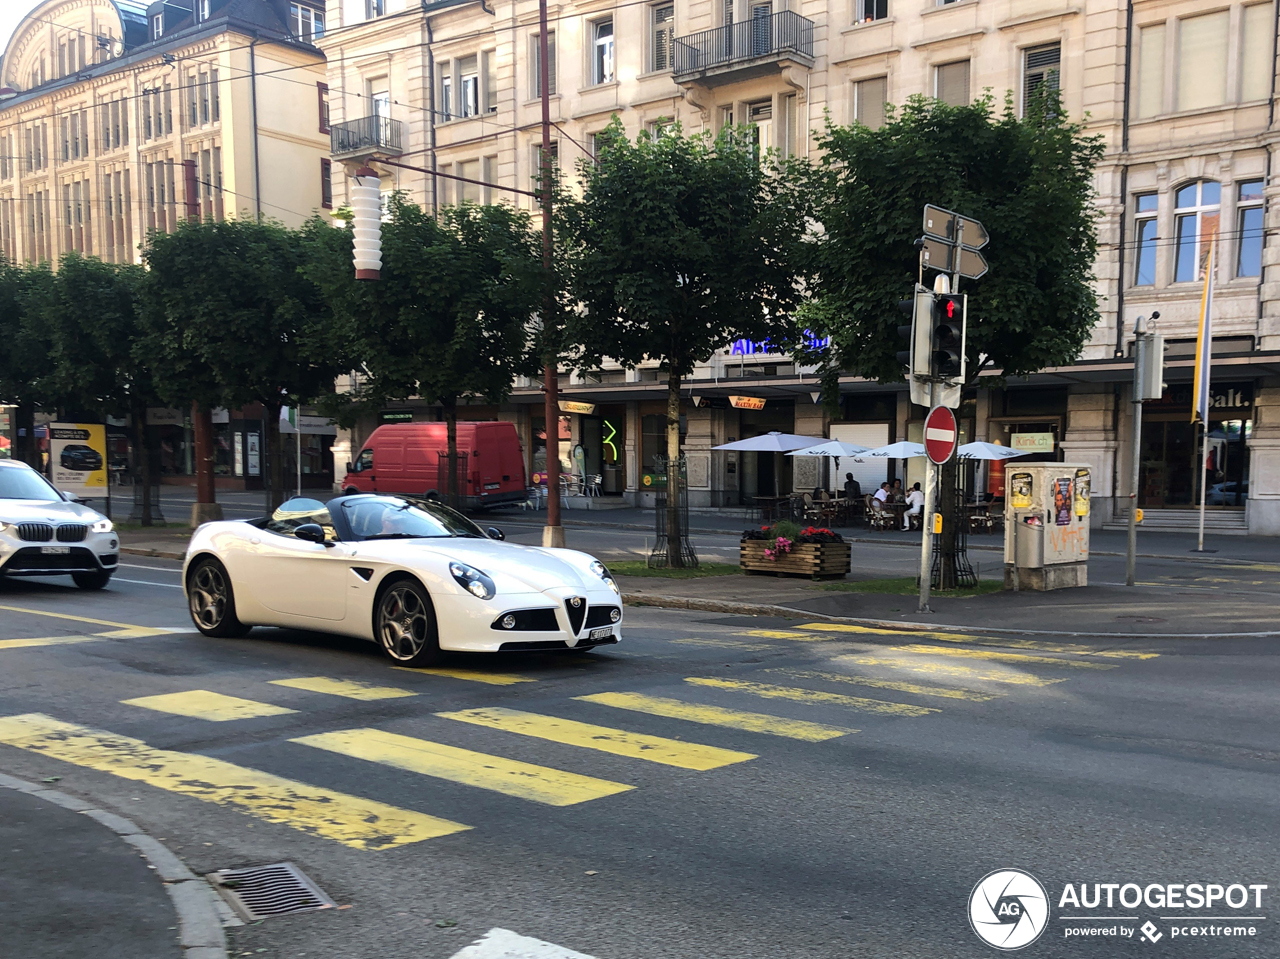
745, 629, 831, 641
770, 668, 999, 702
684, 678, 939, 717
0, 713, 468, 849
269, 677, 416, 701
891, 644, 1117, 670
797, 622, 974, 641
575, 691, 853, 741
797, 622, 1158, 660
294, 728, 633, 806
0, 635, 101, 650
671, 638, 777, 650
835, 653, 1066, 686
391, 667, 534, 686
122, 690, 297, 721
437, 707, 756, 770
0, 604, 172, 636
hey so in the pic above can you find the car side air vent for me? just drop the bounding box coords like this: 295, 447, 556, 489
565, 597, 587, 635
350, 567, 374, 582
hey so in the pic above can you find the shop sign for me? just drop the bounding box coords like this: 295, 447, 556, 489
1011, 432, 1055, 453
729, 396, 767, 410
146, 407, 186, 427
559, 400, 597, 415
1147, 383, 1253, 411
246, 433, 261, 476
379, 409, 414, 423
50, 423, 107, 496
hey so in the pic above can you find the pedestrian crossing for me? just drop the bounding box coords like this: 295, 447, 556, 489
0, 617, 1162, 853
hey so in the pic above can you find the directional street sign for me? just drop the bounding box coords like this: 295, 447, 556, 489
920, 237, 988, 279
956, 246, 988, 280
923, 204, 990, 250
924, 405, 958, 465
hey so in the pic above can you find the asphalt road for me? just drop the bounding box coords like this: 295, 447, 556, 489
1, 564, 1278, 959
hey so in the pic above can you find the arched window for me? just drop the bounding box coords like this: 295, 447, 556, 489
1173, 180, 1220, 282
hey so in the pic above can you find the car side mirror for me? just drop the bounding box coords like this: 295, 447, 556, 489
61, 490, 81, 503
346, 461, 354, 473
486, 527, 505, 541
295, 523, 331, 546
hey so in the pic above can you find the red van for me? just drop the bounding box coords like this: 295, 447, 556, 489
341, 422, 527, 509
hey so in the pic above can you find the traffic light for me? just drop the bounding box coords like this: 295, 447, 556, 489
897, 285, 934, 406
896, 297, 916, 369
930, 293, 965, 380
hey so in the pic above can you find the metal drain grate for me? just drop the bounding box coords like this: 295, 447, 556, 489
208, 862, 335, 921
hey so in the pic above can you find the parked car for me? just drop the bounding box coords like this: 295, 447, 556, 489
59, 444, 103, 472
182, 494, 622, 665
1205, 481, 1248, 506
341, 421, 527, 509
0, 459, 118, 589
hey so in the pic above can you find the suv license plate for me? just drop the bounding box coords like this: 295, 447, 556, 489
588, 626, 613, 640
41, 546, 71, 555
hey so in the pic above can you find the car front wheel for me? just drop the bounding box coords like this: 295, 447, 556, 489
72, 570, 113, 590
376, 578, 441, 667
187, 557, 250, 638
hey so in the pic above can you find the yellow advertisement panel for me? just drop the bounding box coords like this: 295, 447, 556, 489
50, 423, 107, 495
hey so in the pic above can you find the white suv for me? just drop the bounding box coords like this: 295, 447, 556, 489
0, 459, 119, 589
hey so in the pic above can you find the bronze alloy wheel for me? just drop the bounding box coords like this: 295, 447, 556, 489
377, 580, 440, 666
187, 558, 249, 638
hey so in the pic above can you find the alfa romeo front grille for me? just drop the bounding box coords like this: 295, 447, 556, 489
16, 523, 53, 542
56, 524, 87, 542
565, 597, 587, 636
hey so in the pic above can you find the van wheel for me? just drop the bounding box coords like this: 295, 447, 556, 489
343, 487, 359, 496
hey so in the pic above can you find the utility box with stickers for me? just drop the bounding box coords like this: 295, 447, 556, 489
1003, 463, 1092, 591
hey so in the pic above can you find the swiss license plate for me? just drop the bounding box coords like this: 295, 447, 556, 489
588, 626, 613, 640
40, 546, 71, 555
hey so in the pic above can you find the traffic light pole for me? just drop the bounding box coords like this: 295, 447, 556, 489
918, 460, 934, 612
1126, 314, 1152, 587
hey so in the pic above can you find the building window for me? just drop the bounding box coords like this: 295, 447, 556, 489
317, 82, 330, 133
1243, 4, 1273, 101
532, 32, 556, 97
651, 4, 674, 72
194, 0, 210, 23
483, 50, 498, 113
1136, 23, 1164, 118
857, 0, 887, 22
321, 158, 332, 209
593, 19, 615, 85
460, 56, 479, 117
440, 67, 452, 120
1177, 11, 1229, 112
371, 87, 390, 119
1022, 43, 1060, 115
854, 76, 887, 130
532, 140, 558, 190
366, 0, 385, 18
151, 15, 163, 39
647, 116, 675, 138
1133, 193, 1157, 286
935, 60, 970, 107
748, 100, 772, 158
457, 159, 481, 203
1173, 180, 1220, 283
1236, 179, 1264, 278
290, 3, 325, 41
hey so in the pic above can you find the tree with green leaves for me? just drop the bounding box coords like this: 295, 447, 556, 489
560, 119, 812, 567
0, 260, 54, 468
139, 218, 345, 513
305, 198, 541, 506
799, 89, 1103, 586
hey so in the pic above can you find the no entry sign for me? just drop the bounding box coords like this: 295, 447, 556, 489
924, 406, 958, 465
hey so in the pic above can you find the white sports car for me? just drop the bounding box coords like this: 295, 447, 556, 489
0, 459, 118, 589
182, 494, 623, 666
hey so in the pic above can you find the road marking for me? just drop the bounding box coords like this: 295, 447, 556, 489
391, 667, 534, 686
671, 638, 777, 650
0, 713, 469, 849
0, 635, 102, 650
112, 578, 183, 589
575, 691, 853, 741
745, 629, 832, 641
917, 635, 1159, 659
685, 678, 940, 717
891, 644, 1118, 670
770, 668, 1000, 702
437, 707, 756, 770
450, 928, 596, 959
122, 690, 298, 721
294, 728, 633, 806
270, 677, 416, 701
797, 622, 974, 640
835, 653, 1067, 686
0, 604, 172, 636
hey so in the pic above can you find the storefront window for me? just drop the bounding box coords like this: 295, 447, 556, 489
1139, 383, 1251, 508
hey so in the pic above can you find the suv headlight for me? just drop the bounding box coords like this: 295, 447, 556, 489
449, 561, 496, 600
589, 560, 619, 594
92, 518, 114, 533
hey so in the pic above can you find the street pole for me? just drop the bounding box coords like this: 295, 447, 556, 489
918, 459, 934, 612
538, 0, 564, 549
1126, 314, 1149, 587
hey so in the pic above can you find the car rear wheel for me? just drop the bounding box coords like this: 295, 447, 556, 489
376, 578, 441, 667
72, 570, 113, 590
187, 557, 250, 638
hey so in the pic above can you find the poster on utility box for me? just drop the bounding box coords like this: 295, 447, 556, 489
49, 423, 107, 497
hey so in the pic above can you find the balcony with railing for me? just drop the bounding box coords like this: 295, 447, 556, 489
330, 115, 404, 160
672, 11, 814, 85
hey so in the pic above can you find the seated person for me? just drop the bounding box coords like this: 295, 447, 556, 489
872, 482, 890, 510
890, 479, 906, 503
903, 482, 925, 529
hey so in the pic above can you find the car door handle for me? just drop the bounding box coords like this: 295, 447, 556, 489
250, 537, 260, 545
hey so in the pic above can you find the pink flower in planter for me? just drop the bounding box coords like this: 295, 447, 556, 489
765, 536, 793, 561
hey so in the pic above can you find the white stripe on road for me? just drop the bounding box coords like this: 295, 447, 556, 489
117, 563, 182, 572
450, 928, 597, 959
112, 578, 183, 589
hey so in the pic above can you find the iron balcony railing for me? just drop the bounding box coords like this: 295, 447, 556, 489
330, 115, 404, 159
672, 10, 814, 79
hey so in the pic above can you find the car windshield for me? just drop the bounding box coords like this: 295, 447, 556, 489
341, 496, 487, 541
0, 466, 61, 501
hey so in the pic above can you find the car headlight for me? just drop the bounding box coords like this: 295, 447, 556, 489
589, 560, 619, 594
449, 561, 496, 600
92, 518, 114, 533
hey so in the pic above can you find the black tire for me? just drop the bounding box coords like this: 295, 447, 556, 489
186, 557, 250, 638
375, 577, 441, 667
343, 487, 359, 496
72, 570, 112, 590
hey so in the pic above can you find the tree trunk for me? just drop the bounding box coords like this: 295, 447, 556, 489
665, 367, 685, 568
444, 397, 460, 511
131, 397, 153, 526
936, 456, 959, 589
13, 403, 38, 469
193, 403, 216, 505
265, 401, 285, 513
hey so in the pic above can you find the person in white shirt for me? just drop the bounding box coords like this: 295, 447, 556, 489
903, 482, 925, 529
872, 483, 890, 508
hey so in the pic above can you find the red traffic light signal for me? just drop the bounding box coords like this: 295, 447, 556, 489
930, 294, 964, 378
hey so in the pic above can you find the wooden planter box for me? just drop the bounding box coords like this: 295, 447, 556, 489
740, 540, 851, 580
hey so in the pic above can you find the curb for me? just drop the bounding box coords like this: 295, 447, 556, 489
120, 546, 187, 561
0, 771, 229, 959
619, 592, 1280, 641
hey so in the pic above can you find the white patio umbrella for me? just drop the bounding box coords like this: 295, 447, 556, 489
785, 440, 870, 458
859, 441, 927, 459
713, 432, 826, 500
957, 441, 1030, 461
